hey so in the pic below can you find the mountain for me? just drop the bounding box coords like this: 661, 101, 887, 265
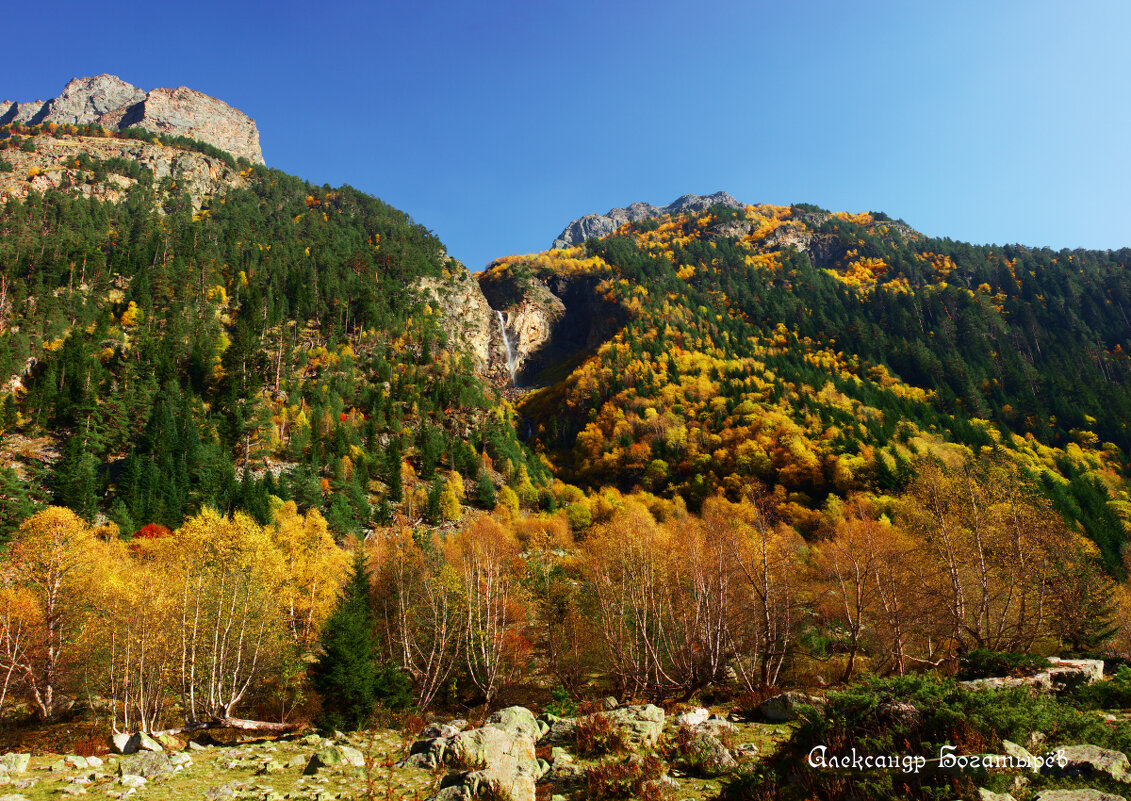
1, 74, 263, 164
551, 191, 743, 248
484, 199, 1131, 570
0, 99, 539, 540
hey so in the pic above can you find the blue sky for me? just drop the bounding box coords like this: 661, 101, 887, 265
6, 0, 1130, 269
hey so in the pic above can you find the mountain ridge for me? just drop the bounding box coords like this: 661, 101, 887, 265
1, 74, 263, 164
550, 190, 743, 248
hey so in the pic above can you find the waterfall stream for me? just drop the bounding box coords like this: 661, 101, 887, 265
496, 311, 518, 386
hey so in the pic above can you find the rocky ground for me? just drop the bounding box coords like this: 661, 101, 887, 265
0, 700, 795, 801
0, 691, 1127, 801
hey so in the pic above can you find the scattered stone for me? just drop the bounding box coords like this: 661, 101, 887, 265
600, 697, 619, 711
603, 704, 666, 749
0, 755, 29, 774
117, 752, 174, 781
60, 785, 87, 796
875, 699, 920, 728
62, 756, 89, 770
1002, 740, 1039, 771
257, 760, 284, 776
303, 745, 364, 775
979, 789, 1018, 801
674, 730, 736, 776
0, 794, 28, 801
1035, 791, 1127, 801
1048, 745, 1131, 783
118, 775, 146, 788
127, 732, 164, 753
203, 784, 236, 800
84, 757, 102, 768
758, 692, 825, 722
735, 743, 760, 760
155, 733, 185, 751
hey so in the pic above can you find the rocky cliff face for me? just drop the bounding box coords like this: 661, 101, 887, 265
1, 74, 263, 164
0, 134, 248, 210
478, 269, 623, 386
551, 191, 743, 248
413, 264, 496, 372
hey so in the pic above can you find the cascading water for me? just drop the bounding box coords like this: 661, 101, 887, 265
496, 310, 519, 386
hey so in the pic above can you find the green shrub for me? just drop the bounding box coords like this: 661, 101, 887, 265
956, 649, 1051, 680
725, 673, 1131, 801
546, 684, 577, 718
1071, 663, 1131, 709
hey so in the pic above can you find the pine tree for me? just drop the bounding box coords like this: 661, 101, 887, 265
310, 546, 411, 730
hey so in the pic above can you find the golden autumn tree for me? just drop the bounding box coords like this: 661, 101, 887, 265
448, 516, 526, 708
1, 507, 99, 719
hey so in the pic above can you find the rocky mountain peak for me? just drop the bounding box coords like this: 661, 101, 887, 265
551, 191, 743, 248
1, 75, 263, 164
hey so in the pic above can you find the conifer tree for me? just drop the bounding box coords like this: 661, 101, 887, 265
311, 546, 410, 730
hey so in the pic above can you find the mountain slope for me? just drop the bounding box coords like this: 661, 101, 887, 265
483, 200, 1131, 569
0, 124, 541, 540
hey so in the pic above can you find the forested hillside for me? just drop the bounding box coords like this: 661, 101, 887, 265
0, 124, 543, 542
490, 203, 1131, 571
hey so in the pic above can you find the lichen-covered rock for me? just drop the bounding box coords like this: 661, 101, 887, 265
603, 704, 665, 749
117, 752, 174, 781
978, 789, 1018, 801
127, 731, 164, 753
1048, 745, 1131, 783
485, 706, 540, 741
303, 745, 365, 774
758, 691, 826, 722
0, 755, 29, 774
1035, 791, 1127, 801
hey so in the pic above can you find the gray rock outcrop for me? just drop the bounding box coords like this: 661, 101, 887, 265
1048, 744, 1131, 783
406, 706, 542, 801
758, 691, 826, 722
961, 659, 1105, 694
551, 192, 743, 249
3, 75, 263, 164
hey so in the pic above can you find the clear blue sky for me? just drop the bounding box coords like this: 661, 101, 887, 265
6, 0, 1130, 269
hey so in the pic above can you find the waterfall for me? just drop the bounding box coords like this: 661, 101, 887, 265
496, 311, 518, 385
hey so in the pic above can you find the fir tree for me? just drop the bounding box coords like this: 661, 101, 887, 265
310, 546, 411, 730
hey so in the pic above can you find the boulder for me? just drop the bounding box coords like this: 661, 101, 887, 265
109, 733, 134, 755
485, 706, 540, 741
413, 706, 541, 801
0, 756, 29, 774
1002, 740, 1039, 771
675, 708, 711, 728
603, 704, 665, 749
303, 745, 364, 774
117, 752, 174, 781
1047, 745, 1131, 783
673, 730, 736, 776
126, 732, 164, 753
1035, 792, 1127, 801
758, 692, 825, 722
